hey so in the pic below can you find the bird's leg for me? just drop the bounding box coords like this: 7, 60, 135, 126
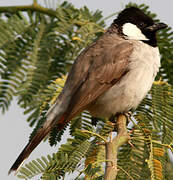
108, 111, 132, 131
109, 115, 118, 131
124, 111, 135, 147
124, 111, 132, 124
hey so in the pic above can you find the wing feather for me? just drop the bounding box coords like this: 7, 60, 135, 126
60, 34, 133, 119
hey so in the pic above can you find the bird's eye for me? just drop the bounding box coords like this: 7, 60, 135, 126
139, 22, 145, 28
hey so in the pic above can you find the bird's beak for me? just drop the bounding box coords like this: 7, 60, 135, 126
145, 22, 168, 32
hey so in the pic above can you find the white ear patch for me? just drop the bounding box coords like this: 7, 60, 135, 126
122, 23, 149, 40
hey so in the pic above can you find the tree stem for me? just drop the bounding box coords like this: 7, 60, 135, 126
104, 114, 129, 180
0, 3, 57, 17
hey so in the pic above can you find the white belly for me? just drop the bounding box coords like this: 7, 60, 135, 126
87, 41, 160, 118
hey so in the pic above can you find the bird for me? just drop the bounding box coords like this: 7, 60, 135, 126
9, 7, 167, 174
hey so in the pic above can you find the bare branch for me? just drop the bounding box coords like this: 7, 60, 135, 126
104, 114, 130, 180
0, 2, 57, 17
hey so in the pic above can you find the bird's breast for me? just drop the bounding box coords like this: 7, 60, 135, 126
87, 41, 160, 118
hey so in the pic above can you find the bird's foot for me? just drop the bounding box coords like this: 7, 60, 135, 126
108, 111, 132, 131
124, 111, 132, 124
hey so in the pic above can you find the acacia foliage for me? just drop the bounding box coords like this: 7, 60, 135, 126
0, 1, 173, 179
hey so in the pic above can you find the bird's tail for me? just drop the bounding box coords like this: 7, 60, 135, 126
8, 100, 69, 174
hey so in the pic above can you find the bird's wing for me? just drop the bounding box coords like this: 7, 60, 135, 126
57, 33, 133, 123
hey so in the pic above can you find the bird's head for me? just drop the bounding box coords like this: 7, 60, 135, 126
114, 7, 167, 46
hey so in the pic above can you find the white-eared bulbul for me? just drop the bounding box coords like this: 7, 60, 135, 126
9, 7, 167, 174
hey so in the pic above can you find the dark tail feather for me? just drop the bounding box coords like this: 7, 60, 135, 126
8, 113, 67, 174
8, 124, 51, 174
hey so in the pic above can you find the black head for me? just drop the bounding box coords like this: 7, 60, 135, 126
113, 7, 167, 47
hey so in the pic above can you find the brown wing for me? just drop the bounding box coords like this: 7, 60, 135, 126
59, 32, 133, 120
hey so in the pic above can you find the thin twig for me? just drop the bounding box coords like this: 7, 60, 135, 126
81, 130, 107, 142
0, 3, 57, 17
117, 165, 135, 180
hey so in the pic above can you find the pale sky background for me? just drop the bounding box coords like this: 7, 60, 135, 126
0, 0, 173, 180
